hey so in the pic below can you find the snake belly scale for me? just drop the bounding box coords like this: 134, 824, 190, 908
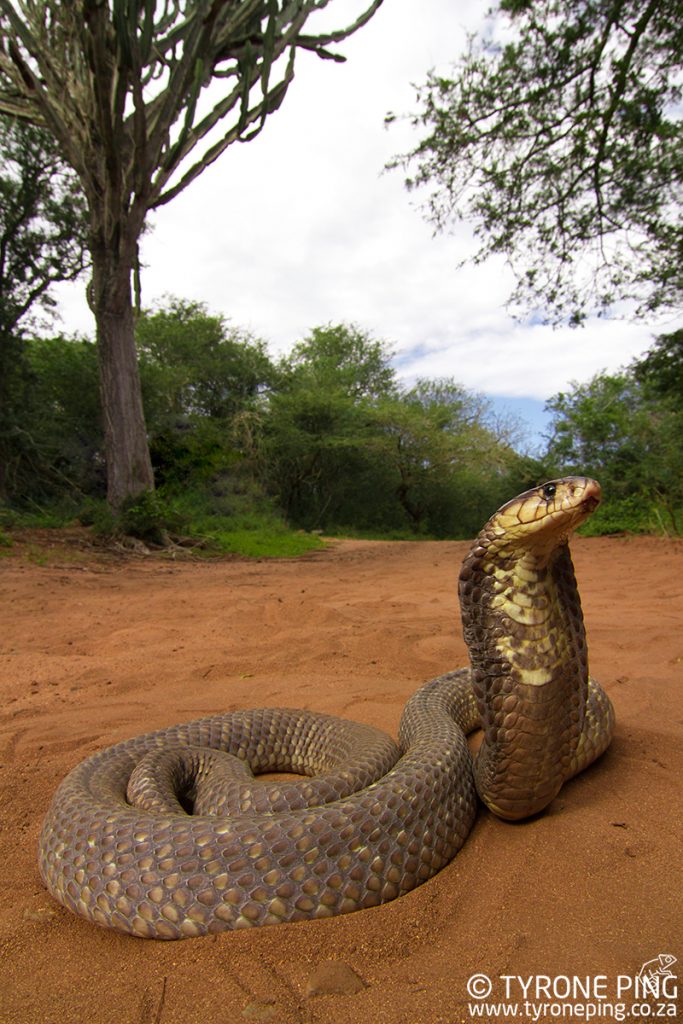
38, 477, 615, 939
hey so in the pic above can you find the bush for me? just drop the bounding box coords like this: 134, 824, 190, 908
578, 495, 654, 536
117, 491, 185, 545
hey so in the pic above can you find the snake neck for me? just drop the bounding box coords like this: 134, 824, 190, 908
459, 532, 589, 820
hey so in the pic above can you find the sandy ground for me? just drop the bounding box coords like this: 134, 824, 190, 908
0, 534, 681, 1024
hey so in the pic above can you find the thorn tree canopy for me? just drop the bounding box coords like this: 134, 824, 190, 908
391, 0, 682, 326
0, 0, 384, 509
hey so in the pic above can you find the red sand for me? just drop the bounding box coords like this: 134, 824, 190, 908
1, 535, 681, 1024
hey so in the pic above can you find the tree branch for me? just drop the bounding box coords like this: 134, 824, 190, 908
153, 49, 296, 208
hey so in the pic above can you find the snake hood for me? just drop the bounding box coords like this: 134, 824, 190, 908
458, 477, 603, 820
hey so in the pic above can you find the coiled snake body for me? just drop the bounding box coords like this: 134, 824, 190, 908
38, 477, 615, 939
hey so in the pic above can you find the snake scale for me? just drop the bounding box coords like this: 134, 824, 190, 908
38, 477, 615, 939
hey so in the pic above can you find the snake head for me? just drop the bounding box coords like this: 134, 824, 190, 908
489, 477, 602, 558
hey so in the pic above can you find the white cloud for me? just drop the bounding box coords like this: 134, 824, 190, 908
49, 0, 676, 409
395, 316, 658, 399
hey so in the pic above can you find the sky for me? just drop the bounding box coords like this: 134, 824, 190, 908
50, 0, 678, 451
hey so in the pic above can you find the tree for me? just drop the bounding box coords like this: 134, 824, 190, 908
0, 115, 88, 499
545, 372, 649, 482
256, 323, 396, 527
258, 385, 375, 527
258, 335, 525, 536
392, 0, 682, 324
632, 328, 683, 400
135, 297, 276, 491
287, 323, 397, 400
630, 329, 683, 531
0, 0, 384, 509
2, 334, 103, 503
372, 379, 519, 533
0, 116, 87, 333
136, 297, 275, 426
545, 369, 683, 532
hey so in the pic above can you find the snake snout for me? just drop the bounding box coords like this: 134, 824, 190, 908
559, 477, 601, 520
577, 478, 602, 513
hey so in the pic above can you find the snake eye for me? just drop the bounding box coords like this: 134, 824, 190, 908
542, 482, 557, 500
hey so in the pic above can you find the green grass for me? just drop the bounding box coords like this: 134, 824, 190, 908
1, 485, 326, 560
197, 527, 324, 558
0, 504, 76, 529
86, 489, 325, 558
175, 493, 325, 557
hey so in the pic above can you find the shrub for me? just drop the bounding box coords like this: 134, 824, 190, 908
578, 495, 654, 536
118, 491, 185, 545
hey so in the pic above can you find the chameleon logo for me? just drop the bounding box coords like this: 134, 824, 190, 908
638, 954, 677, 982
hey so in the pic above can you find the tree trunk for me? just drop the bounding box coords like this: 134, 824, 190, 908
89, 233, 154, 510
396, 478, 423, 532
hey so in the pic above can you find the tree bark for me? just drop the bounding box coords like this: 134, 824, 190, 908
89, 230, 154, 510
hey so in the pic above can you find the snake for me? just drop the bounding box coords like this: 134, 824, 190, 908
38, 476, 615, 939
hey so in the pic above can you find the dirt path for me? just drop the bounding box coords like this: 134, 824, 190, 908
1, 536, 681, 1024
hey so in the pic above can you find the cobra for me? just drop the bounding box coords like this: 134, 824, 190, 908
38, 476, 615, 939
